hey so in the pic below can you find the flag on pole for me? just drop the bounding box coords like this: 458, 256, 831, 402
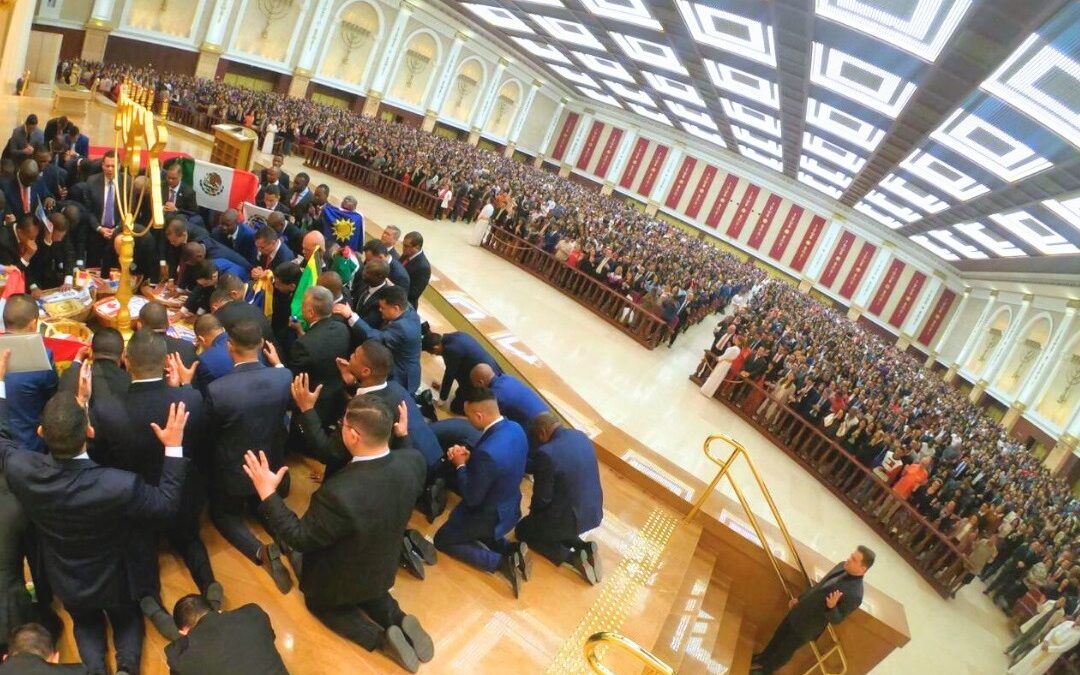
179, 158, 259, 212
291, 247, 321, 329
321, 204, 365, 251
241, 202, 275, 230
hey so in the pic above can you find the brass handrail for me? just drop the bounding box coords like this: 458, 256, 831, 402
684, 434, 848, 675
583, 632, 674, 675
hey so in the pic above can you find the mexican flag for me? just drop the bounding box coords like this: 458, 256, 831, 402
179, 158, 259, 212
291, 246, 321, 329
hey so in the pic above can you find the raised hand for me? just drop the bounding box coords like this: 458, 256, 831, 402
151, 402, 189, 448
75, 359, 93, 408
242, 449, 288, 501
165, 353, 198, 387
335, 357, 356, 386
825, 590, 843, 609
262, 339, 281, 367
290, 373, 322, 413
0, 349, 10, 382
392, 400, 408, 438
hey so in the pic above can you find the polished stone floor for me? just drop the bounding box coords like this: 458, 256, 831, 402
5, 96, 1014, 674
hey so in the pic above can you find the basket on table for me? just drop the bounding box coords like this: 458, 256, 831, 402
94, 294, 181, 329
41, 318, 94, 343
39, 286, 95, 322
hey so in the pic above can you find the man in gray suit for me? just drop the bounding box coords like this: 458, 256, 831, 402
6, 115, 43, 161
752, 546, 874, 674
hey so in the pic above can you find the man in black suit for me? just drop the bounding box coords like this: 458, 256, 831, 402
0, 355, 190, 675
90, 330, 221, 625
346, 260, 392, 328
731, 344, 770, 404
137, 301, 198, 368
288, 286, 351, 431
267, 211, 302, 256
246, 394, 435, 673
285, 172, 312, 223
752, 546, 874, 674
57, 328, 129, 399
360, 240, 410, 295
251, 226, 294, 283
210, 208, 256, 265
78, 150, 120, 270
259, 158, 289, 192
399, 232, 430, 310
379, 225, 402, 261
205, 320, 294, 593
210, 275, 277, 350
162, 163, 198, 216
0, 623, 87, 673
165, 595, 287, 675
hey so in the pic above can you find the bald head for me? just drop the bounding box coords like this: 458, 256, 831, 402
529, 412, 563, 444
302, 230, 325, 260
470, 363, 496, 388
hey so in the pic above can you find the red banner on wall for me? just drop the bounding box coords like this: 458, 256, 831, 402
769, 205, 804, 261
594, 128, 623, 178
790, 215, 826, 272
551, 112, 579, 161
820, 230, 855, 287
840, 242, 877, 299
889, 271, 926, 327
576, 121, 603, 170
918, 288, 956, 345
747, 194, 782, 249
686, 165, 717, 219
619, 137, 648, 189
705, 173, 739, 229
639, 144, 669, 196
664, 156, 697, 209
869, 259, 904, 315
726, 184, 761, 239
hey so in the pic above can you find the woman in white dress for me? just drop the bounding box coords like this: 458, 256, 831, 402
261, 120, 278, 155
700, 336, 743, 398
468, 198, 494, 247
1007, 617, 1079, 675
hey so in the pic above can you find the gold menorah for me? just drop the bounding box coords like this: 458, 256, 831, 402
112, 78, 170, 337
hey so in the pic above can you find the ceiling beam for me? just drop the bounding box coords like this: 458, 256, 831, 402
773, 0, 814, 178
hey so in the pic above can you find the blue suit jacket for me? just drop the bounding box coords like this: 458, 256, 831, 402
211, 222, 257, 266
448, 418, 527, 538
5, 352, 58, 454
213, 256, 250, 282
490, 374, 549, 433
194, 332, 234, 394
379, 380, 442, 468
438, 332, 502, 400
351, 308, 422, 395
1, 177, 49, 220
528, 427, 604, 535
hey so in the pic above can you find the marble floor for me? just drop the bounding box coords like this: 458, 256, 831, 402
5, 96, 1013, 673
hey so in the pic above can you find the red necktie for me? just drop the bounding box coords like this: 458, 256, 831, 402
21, 185, 30, 214
291, 192, 299, 207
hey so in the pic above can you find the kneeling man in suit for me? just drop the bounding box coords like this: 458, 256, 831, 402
165, 595, 288, 675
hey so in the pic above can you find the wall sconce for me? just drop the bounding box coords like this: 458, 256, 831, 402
977, 328, 1002, 364
493, 94, 515, 125
1057, 354, 1080, 405
403, 49, 431, 88
1010, 339, 1041, 380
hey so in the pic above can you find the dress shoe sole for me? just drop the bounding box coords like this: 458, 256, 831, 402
426, 478, 447, 523
383, 625, 420, 673
204, 581, 224, 611
570, 549, 598, 586
401, 542, 426, 580
499, 555, 521, 599
407, 529, 438, 566
517, 543, 533, 582
583, 541, 602, 583
401, 615, 434, 663
265, 543, 294, 594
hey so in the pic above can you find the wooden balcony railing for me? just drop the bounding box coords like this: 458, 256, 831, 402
301, 147, 439, 219
165, 106, 228, 135
482, 228, 670, 349
691, 366, 972, 598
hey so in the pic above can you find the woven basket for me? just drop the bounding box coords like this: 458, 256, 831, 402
41, 318, 93, 343
39, 286, 95, 322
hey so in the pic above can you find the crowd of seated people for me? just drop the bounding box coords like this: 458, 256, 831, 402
695, 279, 1079, 615
61, 59, 764, 339
0, 100, 607, 673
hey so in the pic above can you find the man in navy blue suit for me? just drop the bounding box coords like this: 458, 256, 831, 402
193, 314, 233, 393
422, 331, 502, 414
434, 388, 530, 597
1, 295, 58, 454
334, 286, 422, 395
0, 353, 190, 675
210, 208, 256, 265
471, 365, 549, 446
1, 159, 49, 221
204, 319, 295, 594
515, 413, 604, 585
251, 226, 294, 284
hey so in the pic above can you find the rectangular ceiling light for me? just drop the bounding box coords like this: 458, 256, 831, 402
910, 234, 961, 261
578, 86, 623, 108
989, 210, 1079, 254
580, 0, 662, 31
666, 100, 717, 130
642, 72, 705, 106
799, 171, 844, 199
512, 37, 571, 64
800, 155, 852, 187
675, 1, 777, 67
684, 123, 726, 148
810, 43, 917, 118
573, 51, 634, 82
928, 229, 988, 259
551, 64, 600, 88
605, 79, 655, 105
1043, 195, 1080, 233
805, 97, 884, 150
931, 109, 1053, 181
899, 149, 990, 200
855, 200, 905, 229
739, 145, 784, 172
531, 15, 606, 51
722, 99, 780, 136
815, 0, 972, 62
953, 222, 1025, 257
611, 33, 688, 75
628, 102, 672, 126
704, 60, 779, 108
802, 132, 867, 172
464, 4, 534, 33
865, 189, 922, 223
732, 125, 781, 156
879, 174, 950, 214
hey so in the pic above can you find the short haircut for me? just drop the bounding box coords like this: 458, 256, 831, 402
91, 327, 124, 360
41, 394, 88, 459
273, 261, 302, 286
263, 184, 281, 197
172, 594, 212, 632
15, 214, 38, 234
126, 329, 167, 375
344, 394, 393, 446
362, 240, 388, 257
377, 285, 408, 310
528, 412, 562, 440
192, 259, 216, 281
296, 171, 309, 182
857, 545, 876, 570
194, 313, 223, 338
6, 623, 56, 660
138, 301, 169, 330
359, 340, 392, 381
227, 319, 263, 351
403, 231, 423, 248
317, 271, 342, 299
165, 218, 188, 238
463, 386, 497, 405
305, 285, 333, 318
180, 242, 207, 264
384, 225, 401, 239
216, 272, 245, 295
210, 289, 233, 308
254, 225, 279, 242
2, 294, 37, 331
421, 331, 443, 352
363, 259, 389, 284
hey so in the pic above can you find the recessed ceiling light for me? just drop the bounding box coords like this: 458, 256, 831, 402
865, 189, 922, 223
511, 37, 571, 64
531, 15, 606, 51
928, 229, 988, 259
572, 52, 634, 82
628, 102, 672, 126
676, 1, 777, 67
739, 145, 784, 172
855, 200, 906, 229
810, 43, 917, 118
805, 98, 884, 151
665, 100, 717, 130
799, 172, 844, 199
900, 150, 990, 201
953, 222, 1025, 257
580, 0, 663, 31
605, 80, 655, 106
551, 64, 600, 88
463, 4, 534, 33
578, 85, 623, 108
910, 234, 960, 261
732, 126, 781, 156
800, 155, 852, 187
722, 99, 780, 136
989, 210, 1079, 254
1043, 195, 1080, 234
684, 123, 726, 148
815, 0, 972, 62
879, 174, 950, 214
930, 109, 1053, 182
641, 72, 704, 107
611, 33, 688, 75
705, 60, 779, 109
802, 132, 867, 172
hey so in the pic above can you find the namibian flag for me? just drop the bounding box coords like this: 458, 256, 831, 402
179, 158, 259, 212
322, 204, 365, 251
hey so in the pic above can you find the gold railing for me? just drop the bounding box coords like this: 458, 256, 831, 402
583, 632, 674, 675
684, 434, 848, 675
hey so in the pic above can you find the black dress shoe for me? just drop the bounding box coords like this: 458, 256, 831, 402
400, 614, 434, 663
401, 539, 426, 580
570, 548, 598, 585
204, 581, 224, 611
424, 478, 447, 523
382, 625, 420, 673
140, 596, 180, 641
515, 542, 533, 582
582, 541, 602, 582
263, 543, 293, 594
498, 551, 521, 598
406, 529, 438, 565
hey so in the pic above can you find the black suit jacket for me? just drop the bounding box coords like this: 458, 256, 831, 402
164, 604, 288, 675
214, 299, 278, 351
81, 173, 121, 231
0, 398, 187, 610
0, 654, 87, 674
787, 563, 864, 641
259, 448, 425, 606
288, 319, 351, 427
255, 241, 295, 273
402, 251, 431, 309
57, 359, 130, 400
165, 334, 198, 369
163, 182, 198, 214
